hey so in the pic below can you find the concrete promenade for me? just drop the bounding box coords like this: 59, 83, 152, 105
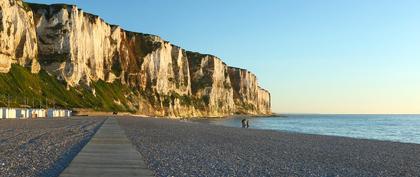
60, 118, 154, 177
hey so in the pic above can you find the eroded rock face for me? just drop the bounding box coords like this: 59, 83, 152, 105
257, 87, 271, 114
188, 52, 235, 116
31, 4, 120, 85
119, 33, 196, 117
31, 4, 193, 95
0, 1, 271, 117
122, 34, 191, 95
228, 67, 271, 114
0, 0, 39, 73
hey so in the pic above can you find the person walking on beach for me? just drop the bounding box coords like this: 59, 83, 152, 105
241, 119, 250, 128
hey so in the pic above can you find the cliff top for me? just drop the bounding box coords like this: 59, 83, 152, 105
258, 86, 270, 93
228, 66, 253, 73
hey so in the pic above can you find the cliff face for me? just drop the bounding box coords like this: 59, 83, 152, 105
31, 4, 119, 85
0, 1, 271, 117
257, 87, 271, 114
187, 52, 235, 116
228, 67, 271, 115
0, 0, 39, 73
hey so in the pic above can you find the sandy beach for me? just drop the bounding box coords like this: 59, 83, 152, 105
119, 117, 420, 177
0, 117, 104, 177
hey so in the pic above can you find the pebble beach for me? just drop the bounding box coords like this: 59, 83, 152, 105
2, 116, 420, 177
119, 117, 420, 177
0, 117, 104, 177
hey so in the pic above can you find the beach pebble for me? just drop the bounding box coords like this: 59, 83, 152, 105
0, 118, 104, 177
119, 117, 420, 177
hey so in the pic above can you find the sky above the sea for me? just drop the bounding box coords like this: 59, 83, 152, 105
26, 0, 420, 114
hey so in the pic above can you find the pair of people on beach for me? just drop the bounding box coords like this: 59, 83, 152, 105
241, 119, 250, 128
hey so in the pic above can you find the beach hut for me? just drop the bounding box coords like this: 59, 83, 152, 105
28, 109, 34, 118
41, 109, 46, 118
25, 109, 30, 118
38, 109, 43, 118
20, 109, 30, 119
40, 109, 46, 118
0, 108, 4, 119
1, 108, 9, 119
59, 110, 63, 117
0, 108, 72, 119
47, 109, 53, 118
53, 109, 59, 117
55, 110, 60, 117
32, 109, 42, 118
28, 109, 40, 118
65, 110, 72, 117
21, 109, 26, 118
32, 109, 38, 118
16, 109, 22, 119
6, 108, 16, 119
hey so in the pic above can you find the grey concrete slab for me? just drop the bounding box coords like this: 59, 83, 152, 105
60, 118, 154, 177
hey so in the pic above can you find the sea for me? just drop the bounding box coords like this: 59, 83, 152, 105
205, 114, 420, 144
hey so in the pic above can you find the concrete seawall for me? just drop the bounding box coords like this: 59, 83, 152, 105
0, 107, 72, 119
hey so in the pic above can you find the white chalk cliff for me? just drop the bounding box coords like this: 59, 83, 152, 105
0, 0, 39, 73
0, 0, 271, 117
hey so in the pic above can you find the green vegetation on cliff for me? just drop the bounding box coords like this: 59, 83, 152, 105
0, 65, 137, 112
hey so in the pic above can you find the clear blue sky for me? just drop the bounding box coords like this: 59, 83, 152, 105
26, 0, 420, 114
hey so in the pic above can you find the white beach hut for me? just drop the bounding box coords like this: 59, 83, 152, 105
39, 109, 46, 118
0, 108, 4, 119
0, 108, 71, 119
6, 108, 16, 119
53, 109, 59, 117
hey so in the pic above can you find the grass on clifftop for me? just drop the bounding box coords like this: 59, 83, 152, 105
0, 65, 137, 112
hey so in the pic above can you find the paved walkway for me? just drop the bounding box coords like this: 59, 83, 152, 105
60, 118, 154, 177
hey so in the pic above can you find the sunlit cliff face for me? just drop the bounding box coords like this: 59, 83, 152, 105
0, 0, 271, 117
0, 0, 39, 73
